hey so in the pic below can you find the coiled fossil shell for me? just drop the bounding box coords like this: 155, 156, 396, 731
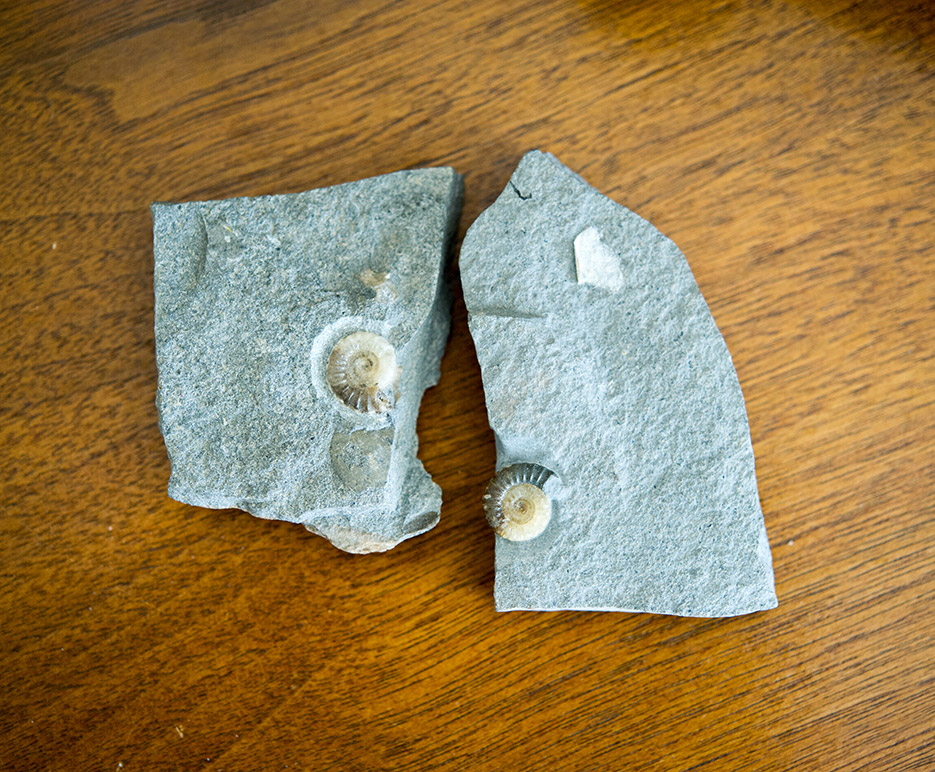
326, 331, 400, 413
483, 463, 553, 541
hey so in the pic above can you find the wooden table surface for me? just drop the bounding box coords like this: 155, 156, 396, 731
2, 1, 933, 770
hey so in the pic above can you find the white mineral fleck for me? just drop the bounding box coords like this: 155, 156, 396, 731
574, 226, 624, 290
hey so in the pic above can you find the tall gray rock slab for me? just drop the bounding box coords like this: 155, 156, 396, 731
153, 167, 463, 553
460, 151, 776, 615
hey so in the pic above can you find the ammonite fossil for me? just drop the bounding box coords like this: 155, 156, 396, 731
483, 463, 553, 541
326, 331, 400, 413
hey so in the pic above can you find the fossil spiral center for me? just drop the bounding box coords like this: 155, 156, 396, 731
501, 483, 546, 525
347, 351, 380, 387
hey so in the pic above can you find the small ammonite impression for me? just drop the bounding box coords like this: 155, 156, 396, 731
483, 463, 554, 541
326, 331, 400, 413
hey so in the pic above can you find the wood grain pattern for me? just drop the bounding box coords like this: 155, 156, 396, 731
2, 1, 933, 769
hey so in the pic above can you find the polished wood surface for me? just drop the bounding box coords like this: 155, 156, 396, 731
2, 1, 933, 769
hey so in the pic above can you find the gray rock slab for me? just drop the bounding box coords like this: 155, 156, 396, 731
153, 167, 463, 553
460, 150, 777, 615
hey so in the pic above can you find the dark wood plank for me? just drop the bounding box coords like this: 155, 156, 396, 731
1, 1, 933, 769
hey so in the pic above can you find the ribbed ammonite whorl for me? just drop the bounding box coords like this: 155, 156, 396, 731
326, 331, 400, 413
483, 463, 553, 541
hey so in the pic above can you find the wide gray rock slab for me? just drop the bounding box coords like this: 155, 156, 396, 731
460, 151, 777, 615
153, 167, 463, 552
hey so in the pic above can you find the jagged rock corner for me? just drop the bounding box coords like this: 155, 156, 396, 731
460, 150, 777, 615
153, 168, 463, 553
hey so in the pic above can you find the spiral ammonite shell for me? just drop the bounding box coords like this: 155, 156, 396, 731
326, 331, 400, 413
483, 463, 553, 541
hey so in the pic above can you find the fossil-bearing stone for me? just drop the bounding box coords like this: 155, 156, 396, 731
153, 167, 463, 553
460, 151, 777, 615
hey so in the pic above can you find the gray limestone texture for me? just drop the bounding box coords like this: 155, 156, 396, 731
153, 167, 463, 553
460, 150, 777, 615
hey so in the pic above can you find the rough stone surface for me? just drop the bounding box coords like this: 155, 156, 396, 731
460, 151, 777, 615
153, 167, 463, 552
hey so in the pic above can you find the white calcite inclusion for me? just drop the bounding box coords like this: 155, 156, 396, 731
574, 226, 625, 291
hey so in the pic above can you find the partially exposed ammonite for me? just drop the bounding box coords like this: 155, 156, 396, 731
326, 331, 400, 413
483, 463, 553, 541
